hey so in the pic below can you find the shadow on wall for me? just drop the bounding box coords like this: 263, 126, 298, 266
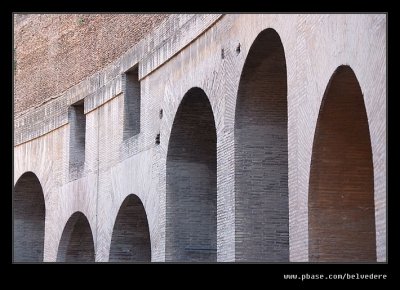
234, 28, 289, 262
166, 87, 217, 262
109, 194, 151, 262
13, 172, 45, 262
57, 211, 95, 262
308, 65, 376, 262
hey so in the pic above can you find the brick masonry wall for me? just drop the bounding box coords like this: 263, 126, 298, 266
234, 28, 289, 262
122, 69, 141, 139
308, 66, 376, 262
109, 195, 151, 262
13, 172, 45, 262
68, 102, 86, 180
56, 212, 95, 262
14, 14, 169, 114
13, 14, 386, 262
166, 88, 217, 262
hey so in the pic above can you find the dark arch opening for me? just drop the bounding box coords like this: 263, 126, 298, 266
13, 172, 46, 262
166, 87, 217, 262
234, 28, 289, 262
109, 194, 151, 262
57, 211, 95, 262
308, 65, 376, 262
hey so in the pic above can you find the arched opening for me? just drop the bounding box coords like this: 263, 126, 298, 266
234, 28, 289, 262
166, 88, 217, 262
13, 172, 45, 262
57, 212, 95, 262
109, 194, 151, 262
308, 66, 376, 262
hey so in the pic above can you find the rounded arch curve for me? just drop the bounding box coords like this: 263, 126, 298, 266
109, 194, 151, 262
166, 87, 217, 262
57, 211, 95, 262
308, 65, 376, 262
234, 28, 289, 262
13, 171, 46, 262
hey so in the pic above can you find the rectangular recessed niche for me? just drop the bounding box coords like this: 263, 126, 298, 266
123, 66, 141, 140
68, 100, 86, 178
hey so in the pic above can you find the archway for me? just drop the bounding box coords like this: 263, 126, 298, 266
57, 212, 95, 262
109, 194, 151, 262
308, 66, 376, 262
13, 172, 45, 262
234, 28, 289, 262
166, 88, 217, 262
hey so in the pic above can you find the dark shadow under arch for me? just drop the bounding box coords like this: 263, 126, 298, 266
13, 172, 46, 262
109, 194, 151, 262
234, 28, 289, 262
57, 211, 95, 262
308, 65, 376, 262
166, 87, 217, 262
